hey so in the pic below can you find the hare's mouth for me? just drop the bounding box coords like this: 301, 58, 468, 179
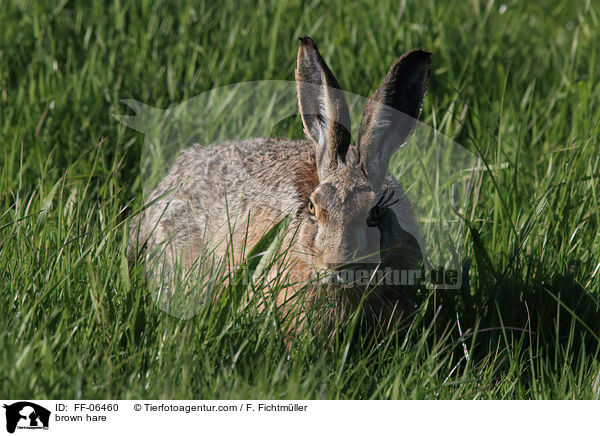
314, 268, 355, 287
309, 268, 342, 286
321, 271, 344, 285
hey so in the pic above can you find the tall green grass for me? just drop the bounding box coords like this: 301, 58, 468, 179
1, 0, 599, 398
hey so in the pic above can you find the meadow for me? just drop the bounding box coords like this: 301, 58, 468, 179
1, 0, 599, 399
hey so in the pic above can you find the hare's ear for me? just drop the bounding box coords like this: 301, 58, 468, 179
296, 36, 351, 180
357, 49, 431, 192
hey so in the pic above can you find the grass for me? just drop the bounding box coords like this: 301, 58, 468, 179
1, 0, 600, 399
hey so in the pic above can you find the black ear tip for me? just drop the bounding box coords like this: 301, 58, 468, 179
391, 49, 431, 80
404, 48, 432, 64
299, 36, 318, 49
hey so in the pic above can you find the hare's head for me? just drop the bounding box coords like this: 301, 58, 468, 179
294, 37, 430, 274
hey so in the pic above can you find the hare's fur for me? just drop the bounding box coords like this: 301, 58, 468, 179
130, 37, 431, 332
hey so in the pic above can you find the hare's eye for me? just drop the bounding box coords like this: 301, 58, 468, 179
307, 200, 316, 215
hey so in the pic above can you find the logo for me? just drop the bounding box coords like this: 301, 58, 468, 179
3, 402, 50, 433
115, 80, 476, 319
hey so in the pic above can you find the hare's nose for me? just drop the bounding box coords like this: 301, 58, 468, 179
322, 238, 360, 268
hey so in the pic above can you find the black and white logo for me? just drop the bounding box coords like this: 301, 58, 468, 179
3, 402, 50, 434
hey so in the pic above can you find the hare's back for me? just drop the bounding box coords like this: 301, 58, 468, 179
131, 138, 317, 262
178, 137, 316, 211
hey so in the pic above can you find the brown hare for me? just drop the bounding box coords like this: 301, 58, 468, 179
130, 36, 431, 332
